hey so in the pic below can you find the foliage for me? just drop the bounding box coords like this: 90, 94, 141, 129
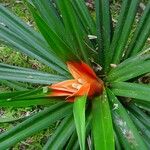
0, 0, 150, 149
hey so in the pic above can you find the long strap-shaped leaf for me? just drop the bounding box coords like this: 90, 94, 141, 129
0, 63, 66, 84
26, 2, 78, 62
135, 100, 150, 112
66, 112, 92, 150
0, 5, 42, 43
0, 87, 50, 100
30, 0, 66, 40
0, 80, 29, 91
128, 111, 150, 147
114, 130, 122, 150
70, 0, 97, 60
107, 55, 150, 82
92, 91, 114, 150
124, 1, 150, 58
55, 0, 90, 64
111, 0, 140, 64
0, 87, 59, 107
71, 0, 96, 35
0, 26, 68, 75
0, 102, 72, 149
43, 116, 75, 150
73, 95, 87, 150
107, 89, 147, 150
109, 0, 131, 65
0, 5, 68, 75
0, 97, 54, 107
95, 0, 112, 70
129, 110, 150, 137
128, 104, 150, 129
111, 82, 150, 102
66, 131, 79, 150
108, 53, 150, 81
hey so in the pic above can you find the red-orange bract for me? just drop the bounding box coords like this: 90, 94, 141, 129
49, 61, 104, 102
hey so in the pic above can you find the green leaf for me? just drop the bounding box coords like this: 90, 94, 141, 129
0, 98, 54, 107
111, 82, 150, 102
110, 0, 130, 57
0, 80, 29, 91
43, 116, 75, 150
71, 0, 96, 35
30, 0, 66, 40
135, 101, 150, 112
26, 2, 78, 62
125, 1, 150, 58
129, 112, 150, 148
95, 0, 112, 69
56, 0, 90, 64
0, 102, 72, 149
128, 111, 150, 142
110, 0, 131, 65
128, 104, 150, 129
70, 0, 98, 61
66, 112, 92, 150
114, 131, 122, 150
111, 0, 140, 64
0, 5, 68, 75
0, 63, 66, 84
107, 54, 150, 82
65, 131, 79, 150
92, 91, 114, 150
73, 96, 87, 150
107, 89, 147, 150
0, 87, 59, 107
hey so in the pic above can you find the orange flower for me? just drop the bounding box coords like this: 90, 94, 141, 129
49, 61, 104, 102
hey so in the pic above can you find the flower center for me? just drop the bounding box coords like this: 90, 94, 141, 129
72, 83, 82, 90
77, 78, 84, 84
71, 78, 85, 90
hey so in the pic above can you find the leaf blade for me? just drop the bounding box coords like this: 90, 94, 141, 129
0, 102, 72, 149
107, 89, 147, 150
125, 1, 150, 57
43, 116, 75, 150
56, 0, 90, 63
0, 63, 66, 84
111, 0, 140, 64
73, 96, 87, 150
95, 0, 112, 69
92, 92, 114, 150
110, 82, 150, 102
26, 1, 78, 62
0, 5, 68, 75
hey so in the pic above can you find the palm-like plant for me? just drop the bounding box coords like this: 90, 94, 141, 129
0, 0, 150, 149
